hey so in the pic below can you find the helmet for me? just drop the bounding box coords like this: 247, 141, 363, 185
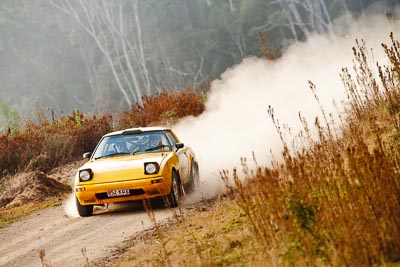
149, 135, 162, 147
114, 141, 127, 152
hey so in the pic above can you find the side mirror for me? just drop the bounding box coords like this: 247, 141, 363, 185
175, 143, 184, 151
83, 152, 92, 159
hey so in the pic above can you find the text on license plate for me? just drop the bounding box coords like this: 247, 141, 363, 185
107, 188, 130, 197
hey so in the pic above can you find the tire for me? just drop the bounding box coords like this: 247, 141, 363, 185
186, 160, 200, 193
76, 197, 93, 217
166, 171, 180, 208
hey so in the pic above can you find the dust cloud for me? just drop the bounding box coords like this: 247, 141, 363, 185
176, 7, 400, 200
64, 193, 80, 218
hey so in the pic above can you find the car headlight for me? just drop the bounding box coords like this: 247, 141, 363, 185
79, 169, 93, 182
144, 162, 159, 175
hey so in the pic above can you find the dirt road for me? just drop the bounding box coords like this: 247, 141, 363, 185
0, 197, 175, 267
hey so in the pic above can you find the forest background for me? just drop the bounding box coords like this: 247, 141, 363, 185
0, 0, 398, 131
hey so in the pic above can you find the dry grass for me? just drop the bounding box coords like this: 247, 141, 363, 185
0, 111, 112, 175
113, 34, 400, 267
113, 199, 265, 267
221, 33, 400, 266
2, 26, 399, 267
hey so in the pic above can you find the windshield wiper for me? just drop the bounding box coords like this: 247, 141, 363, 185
95, 152, 130, 160
131, 148, 141, 155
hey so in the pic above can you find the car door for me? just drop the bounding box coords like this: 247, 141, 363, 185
165, 131, 190, 183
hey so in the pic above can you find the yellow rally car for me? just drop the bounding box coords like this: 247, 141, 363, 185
74, 127, 199, 216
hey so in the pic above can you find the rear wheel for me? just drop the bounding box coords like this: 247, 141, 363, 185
76, 197, 93, 217
166, 171, 180, 208
186, 160, 200, 193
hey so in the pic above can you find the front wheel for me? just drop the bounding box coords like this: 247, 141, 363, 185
166, 171, 180, 208
76, 197, 93, 217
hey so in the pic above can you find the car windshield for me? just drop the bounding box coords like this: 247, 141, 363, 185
92, 131, 172, 160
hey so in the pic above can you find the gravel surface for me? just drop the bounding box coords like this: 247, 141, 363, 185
0, 198, 175, 266
0, 160, 208, 266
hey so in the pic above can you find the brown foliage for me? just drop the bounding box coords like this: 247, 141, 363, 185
223, 33, 400, 265
0, 111, 112, 175
117, 86, 205, 129
0, 86, 205, 178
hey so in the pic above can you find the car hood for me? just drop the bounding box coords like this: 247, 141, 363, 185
79, 152, 169, 184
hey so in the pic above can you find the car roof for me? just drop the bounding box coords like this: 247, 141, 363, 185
103, 127, 170, 137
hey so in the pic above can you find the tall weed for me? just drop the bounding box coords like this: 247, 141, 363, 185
224, 34, 400, 265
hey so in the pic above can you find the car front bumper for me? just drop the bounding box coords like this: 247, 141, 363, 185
75, 176, 170, 205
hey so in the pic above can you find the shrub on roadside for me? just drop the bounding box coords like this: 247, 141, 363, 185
0, 111, 112, 175
117, 86, 205, 129
0, 86, 206, 178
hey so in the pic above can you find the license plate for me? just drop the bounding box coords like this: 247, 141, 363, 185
107, 188, 130, 197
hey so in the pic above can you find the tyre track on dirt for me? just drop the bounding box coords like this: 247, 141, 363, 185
0, 201, 174, 267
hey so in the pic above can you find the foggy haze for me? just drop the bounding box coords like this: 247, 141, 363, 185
1, 0, 397, 124
175, 6, 400, 199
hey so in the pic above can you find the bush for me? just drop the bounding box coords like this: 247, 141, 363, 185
0, 86, 206, 177
117, 86, 205, 129
0, 111, 112, 174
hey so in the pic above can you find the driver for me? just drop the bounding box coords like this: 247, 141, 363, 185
148, 135, 162, 148
114, 141, 127, 153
